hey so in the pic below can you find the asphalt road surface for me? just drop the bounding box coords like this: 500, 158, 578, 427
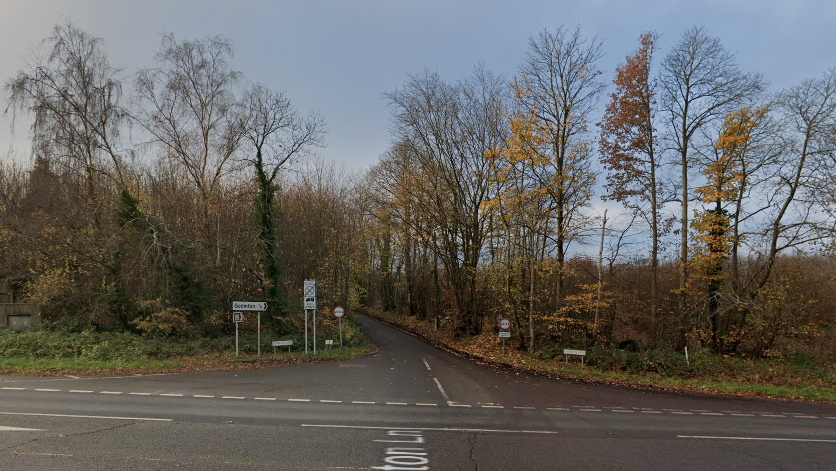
1, 314, 835, 470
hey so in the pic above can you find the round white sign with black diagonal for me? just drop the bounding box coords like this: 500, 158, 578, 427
304, 280, 317, 310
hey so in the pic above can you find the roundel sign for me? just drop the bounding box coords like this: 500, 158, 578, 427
499, 318, 511, 331
334, 306, 345, 318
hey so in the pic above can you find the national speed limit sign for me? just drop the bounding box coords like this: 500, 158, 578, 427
499, 318, 511, 331
334, 306, 345, 318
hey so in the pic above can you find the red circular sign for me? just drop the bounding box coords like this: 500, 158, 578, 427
499, 318, 511, 330
334, 306, 345, 318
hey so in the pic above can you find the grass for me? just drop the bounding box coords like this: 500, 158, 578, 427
0, 323, 373, 376
362, 308, 836, 404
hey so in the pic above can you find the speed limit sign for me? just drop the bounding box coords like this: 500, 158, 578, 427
334, 306, 345, 318
499, 318, 511, 331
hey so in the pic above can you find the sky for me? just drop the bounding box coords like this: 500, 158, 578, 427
2, 0, 836, 174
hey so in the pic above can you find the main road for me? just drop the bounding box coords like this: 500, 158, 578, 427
1, 314, 834, 470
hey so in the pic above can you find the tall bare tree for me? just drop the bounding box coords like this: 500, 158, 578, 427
660, 26, 764, 339
516, 25, 605, 304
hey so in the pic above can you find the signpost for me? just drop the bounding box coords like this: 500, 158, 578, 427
499, 318, 511, 355
232, 312, 244, 356
334, 306, 345, 347
272, 339, 293, 356
325, 339, 334, 352
304, 280, 317, 354
232, 301, 268, 356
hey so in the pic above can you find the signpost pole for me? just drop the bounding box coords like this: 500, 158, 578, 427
236, 322, 239, 357
339, 318, 343, 347
305, 310, 309, 354
257, 312, 261, 357
313, 309, 317, 354
502, 337, 505, 355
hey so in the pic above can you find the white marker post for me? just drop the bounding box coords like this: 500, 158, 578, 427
334, 306, 345, 347
232, 312, 244, 356
304, 280, 317, 354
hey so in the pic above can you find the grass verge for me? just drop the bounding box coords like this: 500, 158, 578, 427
361, 308, 836, 404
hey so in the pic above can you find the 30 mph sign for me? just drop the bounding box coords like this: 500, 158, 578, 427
334, 306, 345, 318
499, 318, 511, 331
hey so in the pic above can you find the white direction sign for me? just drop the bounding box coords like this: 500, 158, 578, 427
499, 318, 511, 331
232, 301, 267, 312
304, 280, 317, 310
334, 306, 345, 318
499, 331, 511, 338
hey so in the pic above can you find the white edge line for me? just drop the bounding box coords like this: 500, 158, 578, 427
302, 424, 558, 434
0, 411, 172, 422
678, 435, 836, 443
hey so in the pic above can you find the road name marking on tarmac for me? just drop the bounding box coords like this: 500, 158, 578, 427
0, 411, 172, 422
303, 424, 559, 434
678, 435, 836, 443
422, 358, 432, 371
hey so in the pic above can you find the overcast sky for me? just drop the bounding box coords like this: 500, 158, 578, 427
2, 0, 835, 172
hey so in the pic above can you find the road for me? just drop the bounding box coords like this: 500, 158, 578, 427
1, 314, 835, 470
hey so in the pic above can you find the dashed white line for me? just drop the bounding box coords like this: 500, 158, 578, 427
321, 400, 342, 403
672, 412, 693, 415
762, 414, 786, 418
254, 397, 276, 401
34, 388, 60, 392
482, 405, 504, 409
0, 411, 171, 422
422, 358, 432, 371
100, 391, 122, 395
580, 409, 602, 412
352, 401, 375, 404
449, 404, 471, 408
129, 392, 153, 396
386, 402, 408, 405
193, 395, 215, 398
547, 408, 569, 411
288, 398, 310, 402
641, 410, 663, 414
69, 390, 93, 393
0, 387, 26, 391
160, 393, 184, 397
612, 410, 634, 413
416, 403, 438, 407
701, 413, 724, 416
432, 378, 451, 404
732, 413, 754, 417
222, 396, 245, 400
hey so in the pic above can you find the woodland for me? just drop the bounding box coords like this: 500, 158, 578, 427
1, 22, 835, 367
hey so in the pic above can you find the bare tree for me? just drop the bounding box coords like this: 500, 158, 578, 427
517, 25, 605, 303
134, 34, 243, 263
660, 26, 764, 339
5, 21, 130, 222
240, 83, 326, 316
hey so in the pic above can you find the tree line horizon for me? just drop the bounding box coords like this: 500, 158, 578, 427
1, 21, 834, 359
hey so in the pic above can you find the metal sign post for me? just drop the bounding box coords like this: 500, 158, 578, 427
334, 306, 345, 347
304, 280, 317, 355
499, 318, 511, 355
233, 312, 244, 356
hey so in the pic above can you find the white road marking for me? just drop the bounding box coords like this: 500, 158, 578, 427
432, 377, 452, 404
449, 404, 471, 407
100, 391, 122, 395
514, 406, 535, 410
0, 426, 45, 431
386, 402, 408, 405
580, 409, 602, 412
69, 390, 94, 393
34, 388, 60, 392
762, 414, 786, 418
352, 401, 375, 404
160, 393, 184, 397
482, 405, 504, 409
222, 396, 245, 400
701, 413, 724, 416
732, 413, 754, 417
678, 435, 836, 443
672, 412, 693, 415
254, 397, 277, 401
129, 392, 153, 396
288, 398, 310, 402
641, 410, 663, 414
612, 410, 634, 413
547, 407, 569, 411
0, 411, 171, 421
415, 403, 437, 406
321, 400, 342, 403
795, 416, 819, 419
0, 387, 26, 391
194, 395, 215, 398
422, 358, 432, 371
303, 424, 558, 434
